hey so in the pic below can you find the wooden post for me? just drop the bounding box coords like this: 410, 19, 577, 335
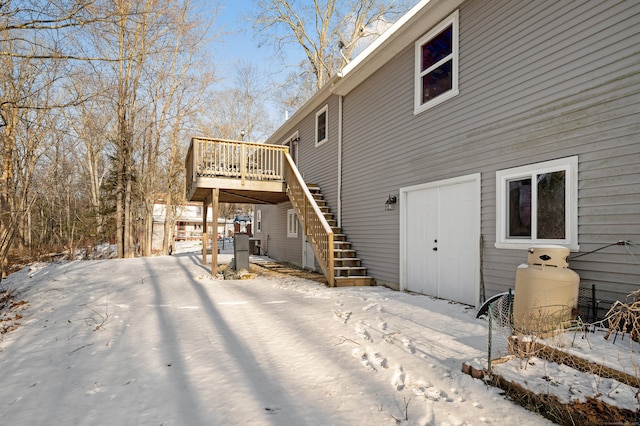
211, 188, 219, 276
202, 199, 208, 265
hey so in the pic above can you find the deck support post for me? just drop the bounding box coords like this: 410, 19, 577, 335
202, 199, 208, 265
211, 188, 219, 276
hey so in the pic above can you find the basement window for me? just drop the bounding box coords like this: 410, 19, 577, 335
256, 209, 262, 233
495, 156, 578, 250
287, 209, 298, 238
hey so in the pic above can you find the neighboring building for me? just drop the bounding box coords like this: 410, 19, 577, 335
151, 202, 230, 252
254, 0, 639, 308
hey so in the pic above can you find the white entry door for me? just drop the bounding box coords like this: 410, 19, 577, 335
401, 174, 480, 306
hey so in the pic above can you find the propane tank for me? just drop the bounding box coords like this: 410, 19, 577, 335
513, 245, 580, 334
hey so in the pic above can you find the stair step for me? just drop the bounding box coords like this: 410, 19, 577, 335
294, 183, 372, 288
334, 267, 368, 277
334, 241, 351, 249
334, 249, 356, 258
334, 276, 373, 287
334, 258, 362, 267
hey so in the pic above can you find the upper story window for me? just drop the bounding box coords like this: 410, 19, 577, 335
495, 156, 579, 251
315, 105, 328, 147
414, 10, 459, 115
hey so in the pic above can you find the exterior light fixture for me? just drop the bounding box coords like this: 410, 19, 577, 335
240, 129, 245, 140
385, 194, 397, 211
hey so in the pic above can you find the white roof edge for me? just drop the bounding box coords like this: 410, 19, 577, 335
340, 0, 435, 76
332, 0, 463, 96
265, 0, 461, 144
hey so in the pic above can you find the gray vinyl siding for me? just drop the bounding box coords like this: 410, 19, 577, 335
339, 0, 640, 300
261, 95, 340, 263
256, 203, 302, 266
295, 94, 341, 208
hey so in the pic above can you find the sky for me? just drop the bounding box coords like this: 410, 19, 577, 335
204, 0, 414, 131
213, 1, 268, 70
202, 0, 306, 131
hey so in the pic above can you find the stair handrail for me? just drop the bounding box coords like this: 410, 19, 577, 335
283, 153, 335, 286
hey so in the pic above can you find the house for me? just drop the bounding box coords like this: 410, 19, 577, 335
151, 202, 229, 252
186, 0, 639, 311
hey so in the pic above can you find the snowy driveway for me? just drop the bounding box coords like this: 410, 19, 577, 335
0, 253, 551, 425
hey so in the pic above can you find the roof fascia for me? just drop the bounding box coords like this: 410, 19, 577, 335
265, 0, 462, 144
331, 0, 463, 96
265, 77, 337, 145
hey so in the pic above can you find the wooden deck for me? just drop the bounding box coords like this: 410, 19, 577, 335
185, 137, 289, 204
185, 137, 371, 287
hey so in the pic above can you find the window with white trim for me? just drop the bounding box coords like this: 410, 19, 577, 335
287, 209, 298, 238
414, 10, 459, 114
315, 105, 328, 146
256, 209, 262, 233
495, 156, 578, 250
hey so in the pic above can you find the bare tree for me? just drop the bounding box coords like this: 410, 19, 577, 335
203, 61, 274, 142
0, 31, 70, 275
252, 0, 404, 91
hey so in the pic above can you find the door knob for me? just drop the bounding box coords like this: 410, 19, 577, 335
433, 247, 438, 251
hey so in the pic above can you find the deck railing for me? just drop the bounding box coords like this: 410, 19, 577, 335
186, 137, 334, 286
283, 153, 335, 286
187, 137, 288, 186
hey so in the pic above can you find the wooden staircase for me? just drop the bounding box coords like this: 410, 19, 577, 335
306, 184, 373, 287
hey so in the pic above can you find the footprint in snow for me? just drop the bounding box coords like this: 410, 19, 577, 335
352, 348, 376, 371
425, 388, 443, 401
86, 383, 102, 396
409, 378, 433, 396
355, 322, 371, 341
332, 310, 351, 324
402, 337, 416, 354
362, 302, 382, 312
377, 317, 387, 330
8, 396, 22, 406
364, 347, 387, 368
391, 365, 405, 391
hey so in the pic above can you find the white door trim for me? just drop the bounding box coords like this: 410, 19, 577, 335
399, 173, 481, 307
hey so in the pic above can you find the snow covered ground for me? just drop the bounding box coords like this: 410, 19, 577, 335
0, 241, 580, 425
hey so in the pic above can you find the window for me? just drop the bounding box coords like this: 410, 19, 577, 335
287, 209, 298, 238
315, 105, 328, 146
414, 10, 459, 114
256, 209, 262, 233
283, 131, 299, 164
496, 156, 578, 250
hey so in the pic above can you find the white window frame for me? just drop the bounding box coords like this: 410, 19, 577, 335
287, 209, 298, 238
256, 209, 262, 233
495, 156, 579, 251
315, 105, 328, 147
414, 10, 459, 115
